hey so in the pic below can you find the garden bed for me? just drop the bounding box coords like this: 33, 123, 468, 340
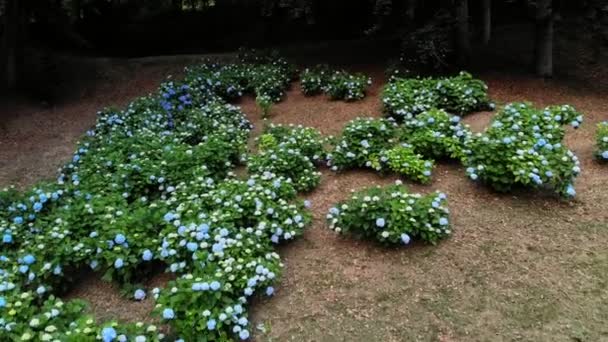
1, 58, 608, 341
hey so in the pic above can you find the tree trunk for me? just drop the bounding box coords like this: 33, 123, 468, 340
481, 0, 491, 45
535, 0, 553, 77
2, 0, 19, 89
455, 0, 471, 64
71, 0, 81, 23
406, 0, 416, 23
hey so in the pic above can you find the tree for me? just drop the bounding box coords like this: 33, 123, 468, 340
455, 0, 471, 64
481, 0, 491, 45
534, 0, 553, 76
1, 0, 21, 90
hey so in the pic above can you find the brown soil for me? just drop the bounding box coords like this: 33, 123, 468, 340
1, 59, 608, 342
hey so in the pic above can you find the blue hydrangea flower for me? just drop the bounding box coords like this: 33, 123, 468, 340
210, 281, 221, 291
162, 308, 175, 320
401, 233, 411, 244
101, 327, 117, 342
134, 289, 146, 301
23, 254, 36, 265
0, 297, 6, 308
566, 184, 576, 197
239, 329, 250, 340
142, 249, 153, 261
375, 218, 386, 228
2, 234, 12, 244
114, 258, 124, 269
206, 319, 217, 330
163, 212, 175, 222
114, 234, 126, 244
439, 217, 449, 226
33, 202, 43, 212
266, 286, 274, 296
186, 242, 198, 252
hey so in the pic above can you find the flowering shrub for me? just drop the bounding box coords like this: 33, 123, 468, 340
324, 71, 372, 101
595, 121, 608, 161
371, 145, 435, 184
247, 148, 321, 192
258, 124, 328, 163
326, 183, 451, 245
327, 118, 397, 171
184, 57, 295, 103
398, 108, 473, 161
464, 102, 583, 197
0, 54, 314, 341
300, 65, 330, 96
382, 72, 491, 121
153, 173, 311, 340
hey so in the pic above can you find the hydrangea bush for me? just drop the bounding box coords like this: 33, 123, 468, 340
464, 102, 583, 197
300, 65, 330, 96
382, 71, 491, 121
327, 117, 397, 171
326, 183, 451, 245
0, 54, 316, 341
596, 121, 608, 161
258, 124, 328, 163
398, 108, 473, 161
372, 145, 435, 184
300, 66, 371, 101
324, 71, 372, 101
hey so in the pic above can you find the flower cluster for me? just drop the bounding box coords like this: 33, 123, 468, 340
327, 118, 397, 171
0, 54, 314, 341
595, 121, 608, 161
382, 71, 491, 121
398, 108, 473, 161
327, 183, 451, 245
324, 71, 372, 101
464, 102, 583, 197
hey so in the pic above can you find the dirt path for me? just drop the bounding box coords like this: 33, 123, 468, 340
1, 61, 607, 342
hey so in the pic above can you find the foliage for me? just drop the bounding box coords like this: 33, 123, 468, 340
258, 124, 328, 163
0, 53, 314, 341
184, 55, 295, 103
324, 70, 372, 101
256, 94, 273, 119
247, 148, 321, 192
327, 117, 397, 171
372, 145, 435, 184
398, 108, 473, 161
464, 102, 583, 197
300, 65, 330, 96
326, 184, 451, 245
300, 66, 371, 101
595, 121, 608, 161
382, 72, 492, 121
